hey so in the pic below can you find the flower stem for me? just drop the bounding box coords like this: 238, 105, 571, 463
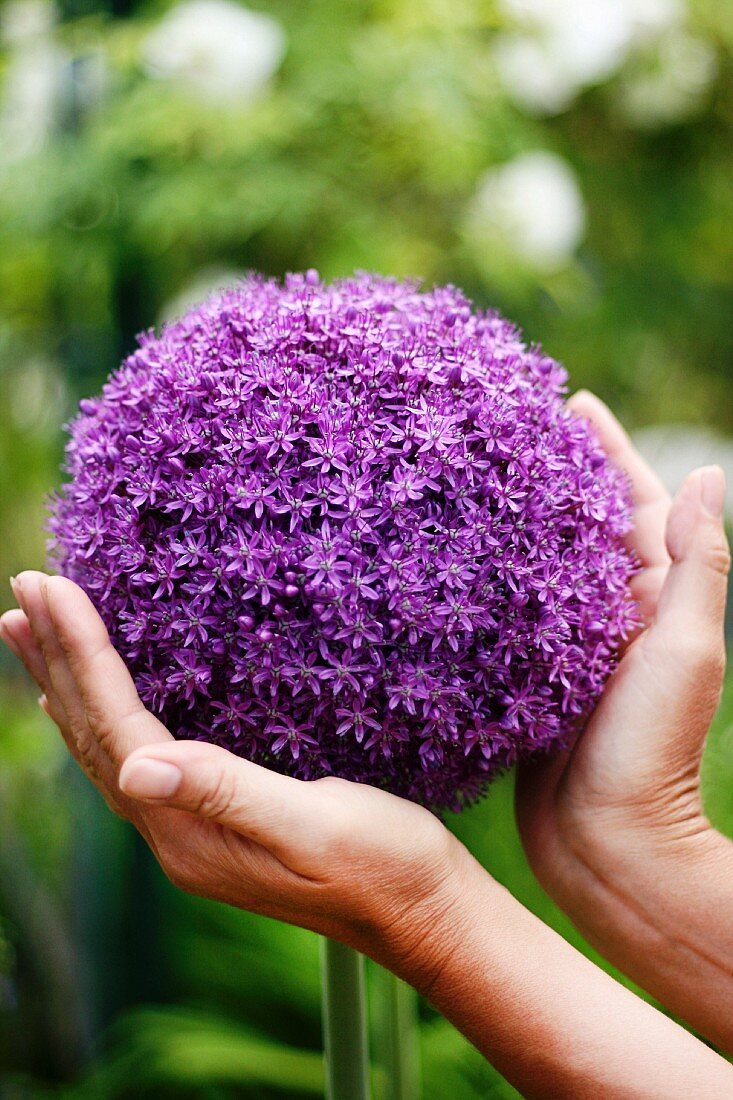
373, 966, 421, 1100
320, 938, 371, 1100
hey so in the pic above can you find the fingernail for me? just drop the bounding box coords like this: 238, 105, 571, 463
701, 466, 726, 519
10, 575, 24, 610
120, 758, 182, 800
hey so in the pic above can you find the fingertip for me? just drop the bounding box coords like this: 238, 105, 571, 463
45, 574, 80, 595
44, 576, 109, 651
568, 390, 629, 452
122, 739, 220, 776
660, 466, 731, 623
41, 575, 70, 627
0, 607, 26, 631
12, 572, 59, 628
119, 756, 183, 800
672, 466, 725, 521
568, 388, 596, 408
568, 389, 609, 419
10, 571, 33, 612
0, 615, 21, 658
666, 470, 700, 552
13, 569, 50, 594
43, 574, 85, 614
1, 610, 39, 664
701, 465, 726, 520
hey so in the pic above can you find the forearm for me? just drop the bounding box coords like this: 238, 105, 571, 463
376, 845, 733, 1100
553, 819, 733, 1054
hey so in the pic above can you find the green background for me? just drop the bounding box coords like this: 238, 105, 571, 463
1, 0, 732, 1096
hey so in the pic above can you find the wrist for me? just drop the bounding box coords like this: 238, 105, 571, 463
361, 832, 733, 1098
535, 768, 717, 920
563, 801, 725, 908
546, 811, 733, 1053
366, 835, 493, 998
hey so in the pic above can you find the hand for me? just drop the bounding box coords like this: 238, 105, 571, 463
0, 571, 462, 975
5, 571, 733, 1098
516, 390, 733, 1050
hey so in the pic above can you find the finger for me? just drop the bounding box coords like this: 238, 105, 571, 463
0, 606, 131, 819
1, 607, 71, 730
119, 740, 330, 864
13, 571, 110, 751
12, 572, 169, 831
2, 608, 56, 699
121, 742, 330, 920
571, 466, 729, 798
569, 390, 670, 510
14, 571, 171, 766
653, 466, 729, 641
569, 390, 671, 570
627, 565, 667, 639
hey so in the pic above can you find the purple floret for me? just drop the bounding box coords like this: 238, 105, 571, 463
48, 272, 637, 812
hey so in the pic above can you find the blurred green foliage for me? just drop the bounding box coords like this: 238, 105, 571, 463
1, 0, 732, 1096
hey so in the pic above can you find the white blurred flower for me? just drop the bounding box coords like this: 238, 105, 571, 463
141, 0, 286, 105
624, 0, 685, 45
633, 424, 733, 523
616, 30, 717, 128
1, 0, 55, 44
0, 0, 66, 161
493, 35, 580, 115
467, 151, 586, 271
495, 0, 688, 116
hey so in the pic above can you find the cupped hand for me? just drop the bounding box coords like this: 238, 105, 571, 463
0, 572, 462, 972
518, 390, 729, 858
516, 390, 733, 1049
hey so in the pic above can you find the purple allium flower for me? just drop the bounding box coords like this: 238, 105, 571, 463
48, 273, 636, 812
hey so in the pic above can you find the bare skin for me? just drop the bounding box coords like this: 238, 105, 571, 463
1, 392, 732, 1097
516, 390, 733, 1053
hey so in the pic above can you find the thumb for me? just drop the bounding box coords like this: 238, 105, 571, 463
633, 465, 729, 762
654, 465, 730, 637
119, 740, 323, 857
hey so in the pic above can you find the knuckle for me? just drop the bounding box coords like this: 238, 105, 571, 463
70, 722, 100, 772
685, 636, 726, 682
664, 630, 724, 682
83, 700, 116, 747
705, 538, 731, 577
312, 777, 365, 832
710, 645, 727, 683
192, 767, 238, 822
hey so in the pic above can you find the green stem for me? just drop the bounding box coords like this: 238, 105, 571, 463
320, 938, 371, 1100
373, 966, 421, 1100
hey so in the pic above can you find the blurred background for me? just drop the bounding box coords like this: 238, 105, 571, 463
1, 0, 733, 1096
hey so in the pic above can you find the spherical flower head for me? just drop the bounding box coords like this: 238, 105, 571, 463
48, 273, 637, 813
